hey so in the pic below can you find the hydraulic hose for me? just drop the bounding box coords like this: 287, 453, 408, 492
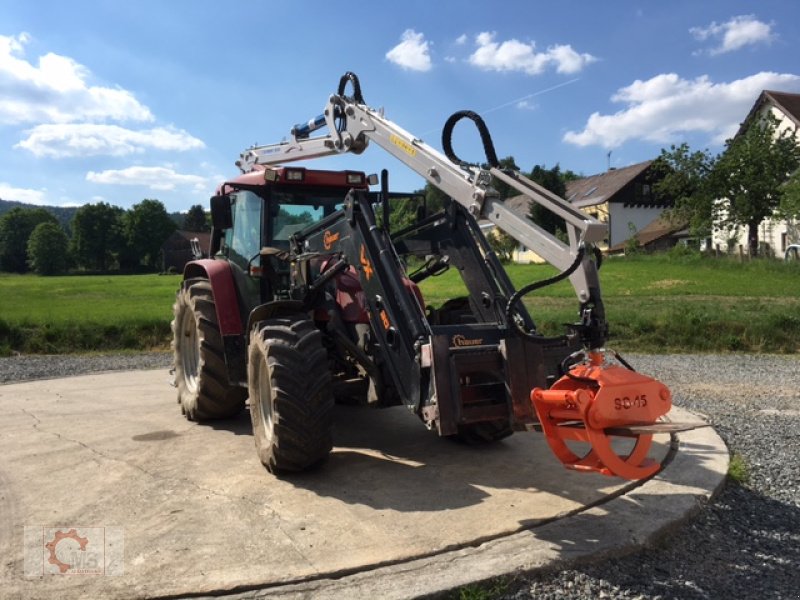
441, 110, 500, 168
504, 245, 586, 336
337, 71, 365, 104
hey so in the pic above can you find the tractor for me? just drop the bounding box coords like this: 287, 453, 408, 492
172, 73, 684, 480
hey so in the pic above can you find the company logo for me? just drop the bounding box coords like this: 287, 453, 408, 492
452, 335, 483, 347
360, 244, 374, 280
24, 526, 124, 576
323, 230, 340, 250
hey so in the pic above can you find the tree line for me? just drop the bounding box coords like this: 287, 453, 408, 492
0, 201, 209, 275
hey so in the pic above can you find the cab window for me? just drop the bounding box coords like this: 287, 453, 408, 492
228, 191, 262, 265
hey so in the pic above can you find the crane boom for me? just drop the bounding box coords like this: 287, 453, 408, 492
236, 75, 607, 340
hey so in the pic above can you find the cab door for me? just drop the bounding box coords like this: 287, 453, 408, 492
222, 190, 264, 316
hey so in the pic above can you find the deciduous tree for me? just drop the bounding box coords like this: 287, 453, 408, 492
183, 204, 210, 232
123, 199, 177, 270
27, 222, 69, 275
528, 164, 568, 235
70, 202, 125, 271
0, 208, 58, 273
652, 143, 716, 238
710, 114, 800, 256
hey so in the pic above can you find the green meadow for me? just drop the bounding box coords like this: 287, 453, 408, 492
1, 253, 798, 355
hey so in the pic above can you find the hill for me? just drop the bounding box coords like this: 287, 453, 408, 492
0, 198, 78, 232
0, 198, 187, 232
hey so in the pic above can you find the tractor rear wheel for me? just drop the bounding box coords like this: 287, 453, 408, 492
248, 313, 334, 473
172, 278, 247, 420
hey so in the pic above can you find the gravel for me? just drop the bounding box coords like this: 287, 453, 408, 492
504, 353, 800, 600
2, 352, 798, 599
0, 352, 171, 383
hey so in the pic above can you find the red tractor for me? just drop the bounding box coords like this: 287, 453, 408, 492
172, 73, 682, 479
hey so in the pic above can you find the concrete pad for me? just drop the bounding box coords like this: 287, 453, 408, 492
0, 370, 724, 599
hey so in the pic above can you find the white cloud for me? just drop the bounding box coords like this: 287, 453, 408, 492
386, 29, 432, 72
455, 34, 468, 45
563, 71, 800, 149
0, 33, 153, 124
0, 182, 47, 204
691, 15, 775, 55
16, 124, 206, 158
468, 32, 596, 75
516, 100, 538, 111
86, 166, 210, 192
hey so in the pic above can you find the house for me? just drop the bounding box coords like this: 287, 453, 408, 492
607, 215, 690, 254
162, 230, 211, 272
711, 90, 800, 256
490, 161, 675, 263
566, 160, 677, 250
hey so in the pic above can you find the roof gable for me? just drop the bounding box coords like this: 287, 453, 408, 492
740, 90, 800, 134
565, 160, 653, 207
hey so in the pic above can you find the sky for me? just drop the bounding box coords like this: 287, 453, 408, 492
1, 0, 799, 213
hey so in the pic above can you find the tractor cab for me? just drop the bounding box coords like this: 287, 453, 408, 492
208, 166, 371, 319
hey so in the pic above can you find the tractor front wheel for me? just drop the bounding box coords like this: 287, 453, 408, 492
248, 313, 334, 473
454, 420, 514, 444
172, 278, 247, 421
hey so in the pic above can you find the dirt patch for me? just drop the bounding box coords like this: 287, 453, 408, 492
649, 279, 691, 290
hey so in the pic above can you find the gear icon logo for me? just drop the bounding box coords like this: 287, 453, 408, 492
45, 528, 90, 574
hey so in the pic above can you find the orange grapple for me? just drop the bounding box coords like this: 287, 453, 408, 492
531, 352, 688, 480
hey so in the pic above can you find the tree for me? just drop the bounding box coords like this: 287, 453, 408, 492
709, 114, 800, 256
0, 208, 58, 273
652, 143, 716, 238
123, 199, 177, 270
27, 222, 69, 275
71, 202, 126, 271
383, 183, 448, 233
527, 164, 568, 235
490, 156, 522, 199
184, 204, 210, 232
486, 228, 518, 263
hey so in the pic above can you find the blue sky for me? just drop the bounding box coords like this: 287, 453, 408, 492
1, 1, 799, 212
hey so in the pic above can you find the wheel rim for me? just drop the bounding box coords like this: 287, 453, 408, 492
256, 357, 274, 443
180, 308, 200, 394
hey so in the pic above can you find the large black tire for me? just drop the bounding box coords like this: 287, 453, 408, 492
248, 313, 334, 473
172, 278, 247, 421
454, 420, 514, 444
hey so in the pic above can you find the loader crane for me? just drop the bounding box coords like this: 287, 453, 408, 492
172, 72, 694, 480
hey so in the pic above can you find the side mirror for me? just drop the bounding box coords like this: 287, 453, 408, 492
210, 195, 233, 229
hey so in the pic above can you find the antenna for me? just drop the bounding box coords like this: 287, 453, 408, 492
607, 150, 612, 171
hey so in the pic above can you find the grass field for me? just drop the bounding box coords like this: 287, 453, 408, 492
1, 253, 798, 355
0, 273, 182, 354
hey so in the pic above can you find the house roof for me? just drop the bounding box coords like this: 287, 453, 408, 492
565, 160, 653, 208
741, 90, 800, 133
492, 160, 656, 217
171, 230, 211, 247
608, 215, 687, 253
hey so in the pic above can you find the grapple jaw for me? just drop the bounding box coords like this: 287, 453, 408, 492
531, 351, 679, 480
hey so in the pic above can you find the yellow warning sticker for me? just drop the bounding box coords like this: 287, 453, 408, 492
389, 134, 417, 157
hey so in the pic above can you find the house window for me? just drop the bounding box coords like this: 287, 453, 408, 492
782, 232, 787, 252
